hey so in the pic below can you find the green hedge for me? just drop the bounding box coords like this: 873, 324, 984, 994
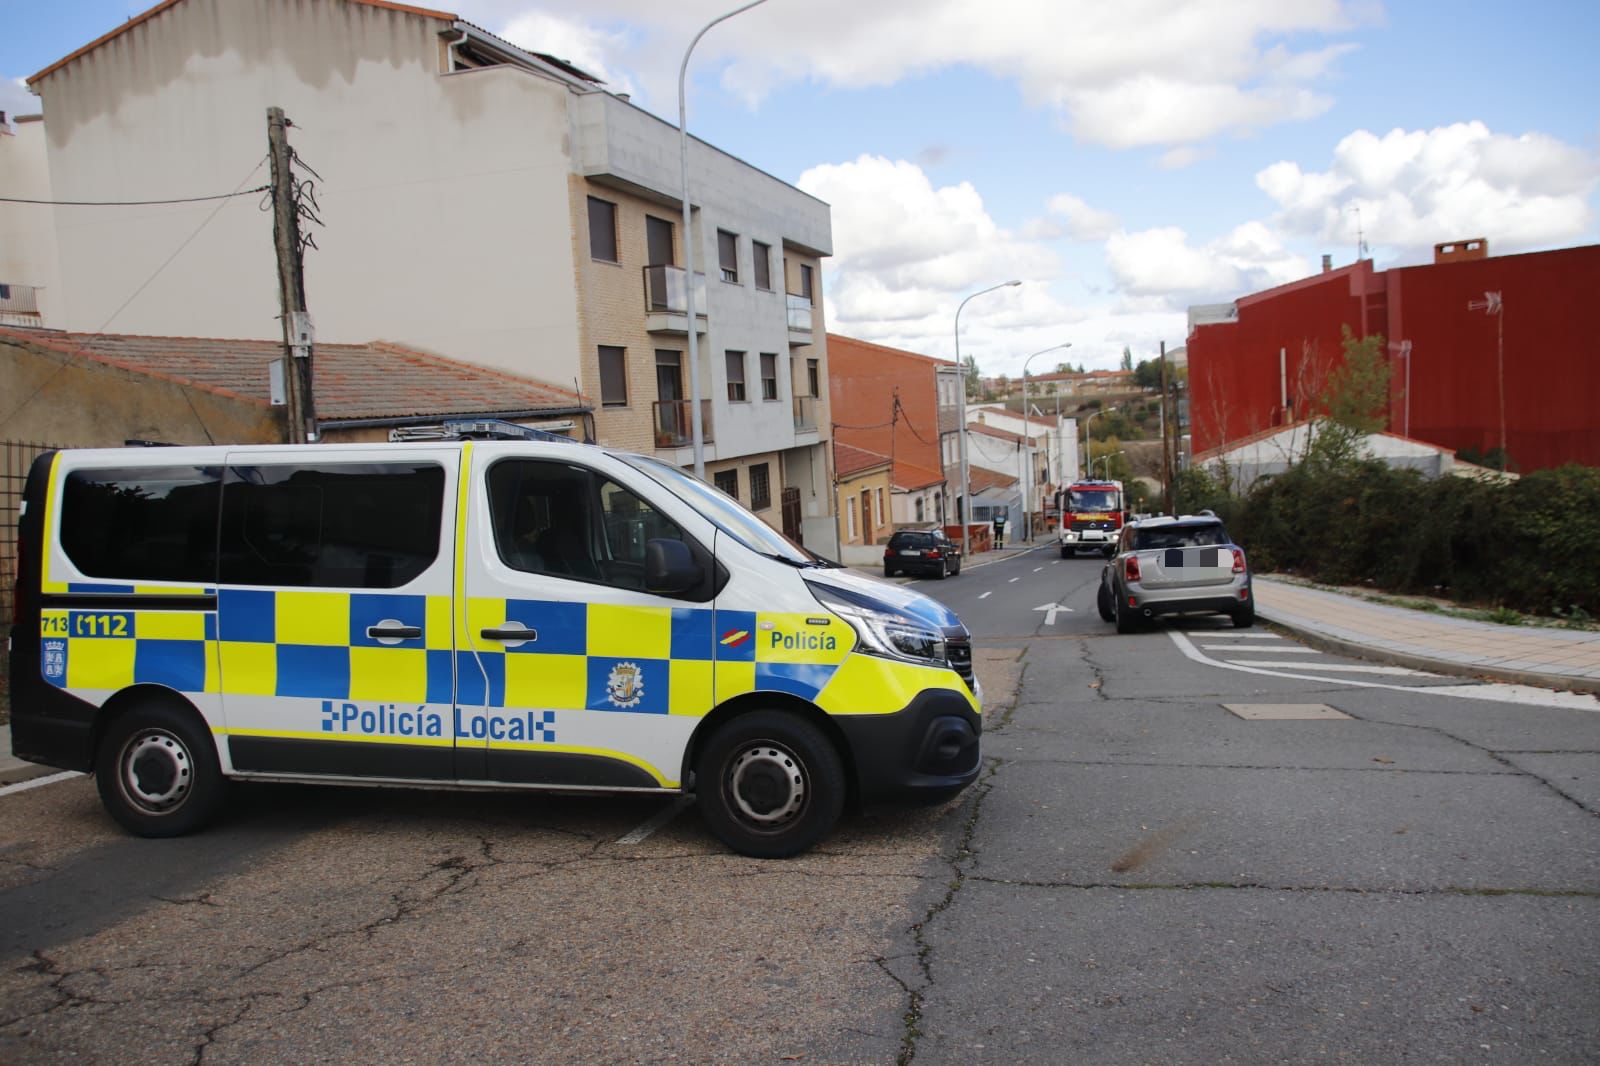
1222, 462, 1600, 617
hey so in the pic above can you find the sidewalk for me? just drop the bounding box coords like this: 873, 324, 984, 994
1253, 576, 1600, 694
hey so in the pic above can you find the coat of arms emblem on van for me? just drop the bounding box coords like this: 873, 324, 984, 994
606, 661, 644, 708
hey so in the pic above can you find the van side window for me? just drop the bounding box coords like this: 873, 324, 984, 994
60, 466, 221, 583
219, 463, 444, 588
488, 459, 687, 592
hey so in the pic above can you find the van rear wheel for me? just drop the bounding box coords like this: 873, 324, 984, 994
95, 701, 224, 838
695, 711, 845, 859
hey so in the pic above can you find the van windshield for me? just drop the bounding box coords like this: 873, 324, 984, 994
620, 455, 815, 566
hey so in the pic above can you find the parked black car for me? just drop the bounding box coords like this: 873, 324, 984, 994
884, 529, 963, 579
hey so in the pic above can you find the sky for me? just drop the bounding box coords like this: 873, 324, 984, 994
3, 0, 1598, 378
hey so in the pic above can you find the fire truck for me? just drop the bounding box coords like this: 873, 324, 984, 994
1056, 479, 1128, 557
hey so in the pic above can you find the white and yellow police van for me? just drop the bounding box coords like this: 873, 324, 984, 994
8, 427, 981, 857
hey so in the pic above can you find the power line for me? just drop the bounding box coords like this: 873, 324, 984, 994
0, 186, 270, 207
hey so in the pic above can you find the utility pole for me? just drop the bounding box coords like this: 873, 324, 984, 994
268, 107, 316, 443
1159, 340, 1174, 515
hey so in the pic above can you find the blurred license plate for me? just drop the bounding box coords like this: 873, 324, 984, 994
900, 549, 921, 556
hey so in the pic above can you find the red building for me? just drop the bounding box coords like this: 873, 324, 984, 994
1187, 242, 1600, 471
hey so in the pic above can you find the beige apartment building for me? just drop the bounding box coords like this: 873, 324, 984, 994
0, 0, 836, 550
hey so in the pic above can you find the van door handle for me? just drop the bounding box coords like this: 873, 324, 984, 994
367, 622, 422, 642
481, 626, 538, 643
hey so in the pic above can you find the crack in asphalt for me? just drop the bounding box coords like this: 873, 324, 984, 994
967, 875, 1600, 899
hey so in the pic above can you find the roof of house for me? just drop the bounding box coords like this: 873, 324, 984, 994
29, 0, 459, 84
967, 467, 1019, 493
968, 421, 1029, 444
826, 333, 956, 368
0, 328, 589, 423
893, 460, 946, 492
834, 442, 891, 478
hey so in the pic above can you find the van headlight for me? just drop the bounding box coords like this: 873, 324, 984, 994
807, 583, 946, 665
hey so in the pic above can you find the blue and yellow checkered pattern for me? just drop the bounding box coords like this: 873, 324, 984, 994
43, 589, 859, 718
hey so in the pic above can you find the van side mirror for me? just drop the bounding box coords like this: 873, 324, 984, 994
644, 538, 701, 594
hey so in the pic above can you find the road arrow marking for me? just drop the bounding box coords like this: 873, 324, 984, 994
1033, 602, 1075, 625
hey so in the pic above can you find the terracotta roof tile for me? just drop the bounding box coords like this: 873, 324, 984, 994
967, 467, 1019, 493
834, 441, 891, 478
893, 460, 945, 491
0, 328, 588, 422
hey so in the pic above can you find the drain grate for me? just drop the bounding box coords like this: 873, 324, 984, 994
1222, 703, 1351, 720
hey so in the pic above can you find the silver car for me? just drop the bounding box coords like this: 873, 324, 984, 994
1096, 516, 1253, 632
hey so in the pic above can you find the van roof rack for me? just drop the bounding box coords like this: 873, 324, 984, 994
391, 419, 585, 444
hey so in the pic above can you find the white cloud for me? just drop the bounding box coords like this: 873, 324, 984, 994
1044, 193, 1119, 241
1, 76, 37, 120
497, 11, 639, 98
1106, 222, 1310, 305
1257, 121, 1600, 255
488, 0, 1367, 149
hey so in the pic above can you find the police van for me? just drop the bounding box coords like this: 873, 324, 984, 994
8, 428, 981, 857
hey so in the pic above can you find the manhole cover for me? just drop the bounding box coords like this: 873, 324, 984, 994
1222, 703, 1351, 720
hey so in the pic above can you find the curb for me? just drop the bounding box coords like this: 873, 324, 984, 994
1254, 608, 1600, 696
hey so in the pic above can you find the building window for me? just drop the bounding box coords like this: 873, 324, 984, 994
587, 197, 618, 263
847, 496, 857, 539
599, 345, 627, 407
875, 487, 885, 525
749, 463, 771, 510
717, 230, 739, 284
760, 353, 779, 401
752, 241, 772, 290
725, 351, 747, 402
714, 469, 738, 500
800, 263, 814, 303
807, 358, 820, 398
915, 496, 925, 523
646, 215, 674, 265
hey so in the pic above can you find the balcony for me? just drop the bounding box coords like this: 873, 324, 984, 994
653, 398, 714, 449
792, 394, 818, 434
643, 265, 707, 335
786, 292, 813, 344
0, 282, 41, 328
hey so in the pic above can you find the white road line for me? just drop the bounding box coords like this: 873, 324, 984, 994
1008, 577, 1019, 583
1226, 659, 1431, 676
1210, 632, 1282, 639
1200, 645, 1318, 654
978, 591, 993, 599
616, 795, 694, 845
1033, 567, 1043, 572
1166, 630, 1600, 710
1051, 561, 1060, 566
0, 771, 83, 799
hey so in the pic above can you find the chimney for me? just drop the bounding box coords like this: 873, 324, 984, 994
1434, 237, 1488, 264
1321, 254, 1332, 273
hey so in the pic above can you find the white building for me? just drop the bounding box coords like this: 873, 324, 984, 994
1, 0, 836, 549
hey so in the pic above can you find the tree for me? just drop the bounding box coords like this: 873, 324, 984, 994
1307, 326, 1390, 468
1120, 346, 1133, 371
1134, 358, 1162, 390
1055, 362, 1072, 374
963, 355, 981, 398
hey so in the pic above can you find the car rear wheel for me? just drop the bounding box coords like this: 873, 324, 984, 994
695, 711, 845, 859
1096, 581, 1116, 622
1114, 588, 1139, 634
884, 564, 895, 577
1231, 601, 1255, 628
95, 700, 225, 838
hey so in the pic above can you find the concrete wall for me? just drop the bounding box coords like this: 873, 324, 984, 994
29, 0, 579, 382
837, 466, 892, 546
0, 333, 282, 445
0, 116, 62, 325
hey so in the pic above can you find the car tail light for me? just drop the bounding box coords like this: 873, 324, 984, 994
927, 549, 942, 559
1231, 548, 1246, 574
1124, 554, 1141, 582
884, 549, 893, 559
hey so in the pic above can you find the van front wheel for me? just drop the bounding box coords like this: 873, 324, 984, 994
95, 701, 224, 838
695, 711, 845, 859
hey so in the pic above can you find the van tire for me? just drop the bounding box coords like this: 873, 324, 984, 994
1231, 602, 1255, 628
95, 700, 224, 838
695, 711, 845, 859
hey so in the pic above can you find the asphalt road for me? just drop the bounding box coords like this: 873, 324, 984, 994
2, 547, 1597, 1062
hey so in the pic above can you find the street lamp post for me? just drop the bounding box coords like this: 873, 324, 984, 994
1082, 406, 1107, 479
1097, 450, 1125, 479
679, 0, 771, 479
1020, 342, 1071, 541
954, 280, 1021, 558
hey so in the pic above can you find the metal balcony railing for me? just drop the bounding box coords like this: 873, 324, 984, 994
792, 394, 817, 432
652, 398, 713, 448
786, 292, 813, 333
643, 265, 707, 316
0, 283, 40, 313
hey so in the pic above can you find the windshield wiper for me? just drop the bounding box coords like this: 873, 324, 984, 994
759, 551, 817, 568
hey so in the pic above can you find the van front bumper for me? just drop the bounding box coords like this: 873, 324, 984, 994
834, 687, 982, 809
